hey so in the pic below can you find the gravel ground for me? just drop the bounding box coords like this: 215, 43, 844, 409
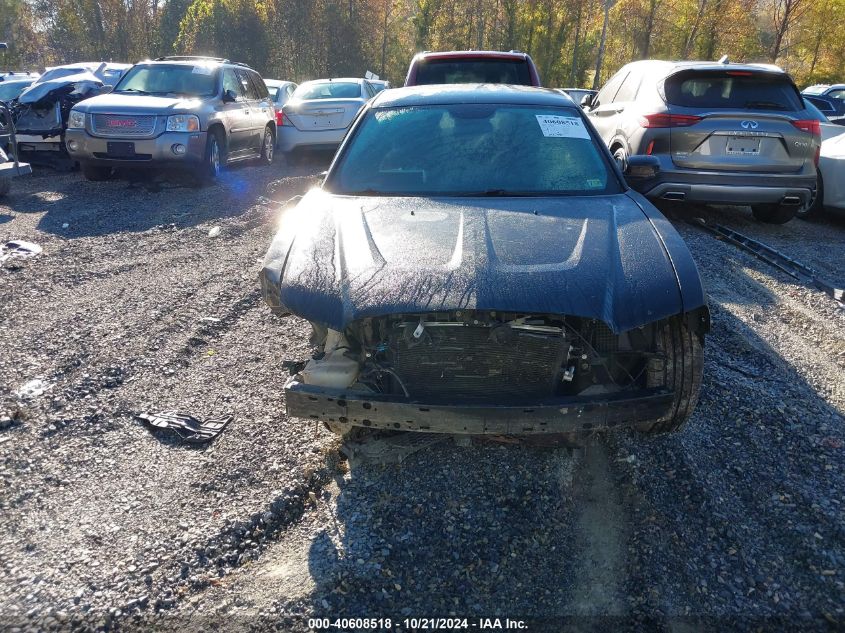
1, 164, 844, 632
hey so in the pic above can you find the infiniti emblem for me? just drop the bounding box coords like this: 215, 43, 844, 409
741, 120, 758, 129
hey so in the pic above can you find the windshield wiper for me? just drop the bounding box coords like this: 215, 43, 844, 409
460, 189, 540, 197
744, 100, 788, 110
116, 88, 152, 95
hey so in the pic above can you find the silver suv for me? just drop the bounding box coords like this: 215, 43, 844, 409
585, 60, 821, 223
65, 56, 276, 182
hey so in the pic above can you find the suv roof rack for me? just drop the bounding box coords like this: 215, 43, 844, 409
154, 55, 230, 63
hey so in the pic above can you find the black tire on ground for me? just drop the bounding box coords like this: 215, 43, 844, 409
81, 163, 113, 181
0, 177, 10, 197
751, 203, 796, 224
197, 128, 225, 183
635, 318, 704, 435
797, 172, 824, 221
258, 126, 275, 165
612, 146, 628, 172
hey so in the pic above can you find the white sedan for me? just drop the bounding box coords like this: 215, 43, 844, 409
800, 100, 845, 219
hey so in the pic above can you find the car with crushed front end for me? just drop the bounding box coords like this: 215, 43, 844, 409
260, 85, 710, 439
64, 56, 276, 182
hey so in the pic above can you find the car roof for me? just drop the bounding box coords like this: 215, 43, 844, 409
0, 78, 34, 85
622, 59, 790, 76
414, 50, 531, 61
46, 62, 130, 70
371, 84, 576, 108
299, 77, 366, 85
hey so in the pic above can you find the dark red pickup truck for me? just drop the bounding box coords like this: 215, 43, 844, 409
404, 50, 542, 87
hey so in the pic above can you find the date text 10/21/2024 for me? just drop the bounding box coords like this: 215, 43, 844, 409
308, 618, 529, 630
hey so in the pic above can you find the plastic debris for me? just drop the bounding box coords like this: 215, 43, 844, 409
14, 379, 49, 400
0, 240, 42, 264
136, 411, 232, 444
207, 226, 221, 238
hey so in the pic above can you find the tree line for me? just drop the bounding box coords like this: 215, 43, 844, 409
2, 0, 843, 89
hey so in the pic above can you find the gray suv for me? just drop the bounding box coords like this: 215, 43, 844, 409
585, 60, 821, 223
65, 56, 276, 182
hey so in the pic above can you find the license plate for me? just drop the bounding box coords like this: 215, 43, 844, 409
311, 114, 338, 128
107, 141, 135, 157
726, 136, 760, 155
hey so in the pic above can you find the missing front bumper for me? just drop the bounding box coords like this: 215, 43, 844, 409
285, 379, 675, 435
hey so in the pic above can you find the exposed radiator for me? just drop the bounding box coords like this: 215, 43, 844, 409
390, 324, 567, 402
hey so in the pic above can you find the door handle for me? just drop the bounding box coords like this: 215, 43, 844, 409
614, 106, 625, 114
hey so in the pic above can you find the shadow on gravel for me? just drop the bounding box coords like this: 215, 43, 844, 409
2, 161, 312, 238
608, 294, 845, 627
302, 441, 582, 620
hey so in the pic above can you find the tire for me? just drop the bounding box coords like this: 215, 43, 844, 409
258, 126, 275, 165
751, 203, 796, 224
81, 163, 113, 181
612, 146, 628, 172
0, 177, 10, 198
197, 129, 225, 183
797, 172, 824, 221
636, 318, 704, 435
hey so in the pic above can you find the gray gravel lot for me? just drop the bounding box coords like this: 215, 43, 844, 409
1, 164, 844, 632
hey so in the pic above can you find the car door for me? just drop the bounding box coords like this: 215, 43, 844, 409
221, 68, 250, 154
248, 70, 274, 140
235, 69, 262, 152
587, 69, 628, 145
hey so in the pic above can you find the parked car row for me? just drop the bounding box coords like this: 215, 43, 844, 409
2, 51, 843, 221
0, 56, 392, 185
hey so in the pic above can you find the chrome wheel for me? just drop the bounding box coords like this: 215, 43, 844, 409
264, 131, 274, 162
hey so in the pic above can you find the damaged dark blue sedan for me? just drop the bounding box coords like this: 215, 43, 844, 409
260, 85, 709, 438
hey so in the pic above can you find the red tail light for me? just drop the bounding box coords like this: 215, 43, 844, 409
639, 113, 702, 128
791, 119, 820, 136
276, 108, 293, 127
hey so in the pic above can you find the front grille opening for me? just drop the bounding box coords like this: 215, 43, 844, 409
349, 312, 658, 404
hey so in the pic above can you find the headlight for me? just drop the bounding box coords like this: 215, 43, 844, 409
166, 114, 200, 132
67, 110, 86, 129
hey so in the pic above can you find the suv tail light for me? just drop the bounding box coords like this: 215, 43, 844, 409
791, 119, 822, 166
639, 113, 702, 128
791, 119, 820, 136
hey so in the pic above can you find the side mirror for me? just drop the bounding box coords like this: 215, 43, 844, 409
623, 155, 660, 190
222, 89, 238, 103
580, 93, 594, 109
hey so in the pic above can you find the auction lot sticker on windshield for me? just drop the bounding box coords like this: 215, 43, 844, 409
536, 115, 591, 139
192, 66, 213, 75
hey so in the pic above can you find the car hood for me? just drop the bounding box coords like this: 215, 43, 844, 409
73, 93, 209, 114
262, 189, 692, 333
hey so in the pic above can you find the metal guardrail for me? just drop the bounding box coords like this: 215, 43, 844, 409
690, 218, 844, 307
